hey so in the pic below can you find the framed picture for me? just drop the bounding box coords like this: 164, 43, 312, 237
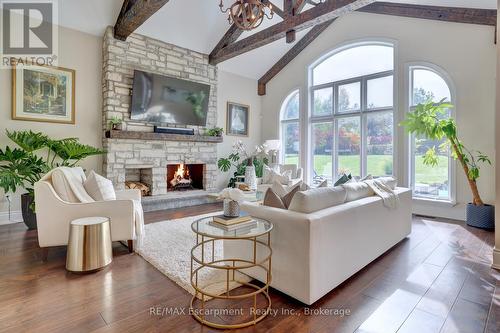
226, 102, 249, 136
12, 62, 75, 124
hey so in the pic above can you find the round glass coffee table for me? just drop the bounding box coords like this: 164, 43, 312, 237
190, 216, 273, 329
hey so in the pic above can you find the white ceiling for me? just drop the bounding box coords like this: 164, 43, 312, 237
56, 0, 497, 80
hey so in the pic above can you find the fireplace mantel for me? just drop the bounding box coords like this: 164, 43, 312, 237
105, 130, 223, 143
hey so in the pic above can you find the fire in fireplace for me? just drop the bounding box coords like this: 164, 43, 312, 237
167, 164, 204, 191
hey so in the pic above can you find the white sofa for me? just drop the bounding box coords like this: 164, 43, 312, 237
257, 164, 304, 193
34, 167, 142, 252
225, 185, 412, 305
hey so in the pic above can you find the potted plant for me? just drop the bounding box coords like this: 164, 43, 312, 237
217, 141, 269, 188
401, 100, 493, 229
108, 116, 123, 131
205, 127, 224, 137
0, 130, 104, 229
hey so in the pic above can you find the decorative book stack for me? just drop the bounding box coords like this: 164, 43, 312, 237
209, 212, 256, 231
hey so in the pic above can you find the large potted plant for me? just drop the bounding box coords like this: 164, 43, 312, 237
401, 100, 493, 229
0, 130, 104, 230
217, 140, 268, 188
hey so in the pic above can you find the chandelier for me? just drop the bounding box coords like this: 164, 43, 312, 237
219, 0, 274, 31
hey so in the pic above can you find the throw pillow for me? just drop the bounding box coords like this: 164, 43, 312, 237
318, 179, 328, 187
334, 173, 352, 186
84, 171, 116, 201
282, 184, 301, 208
262, 165, 277, 184
299, 181, 311, 191
263, 188, 286, 209
342, 182, 375, 202
360, 174, 373, 182
269, 169, 292, 185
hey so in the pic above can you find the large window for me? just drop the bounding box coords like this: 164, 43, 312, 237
309, 43, 394, 184
280, 90, 300, 166
409, 66, 454, 201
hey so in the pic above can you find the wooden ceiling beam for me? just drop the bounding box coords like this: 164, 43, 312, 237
258, 19, 334, 95
209, 23, 244, 61
358, 2, 497, 26
114, 0, 170, 41
209, 0, 375, 65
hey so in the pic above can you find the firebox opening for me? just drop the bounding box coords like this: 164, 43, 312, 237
125, 168, 152, 196
167, 164, 204, 191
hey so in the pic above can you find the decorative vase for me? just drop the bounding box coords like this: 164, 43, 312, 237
466, 203, 495, 230
245, 165, 257, 191
21, 193, 37, 230
223, 199, 240, 217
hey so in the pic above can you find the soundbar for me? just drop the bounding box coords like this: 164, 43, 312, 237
154, 126, 195, 135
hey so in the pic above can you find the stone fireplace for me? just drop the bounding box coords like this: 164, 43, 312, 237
101, 27, 220, 205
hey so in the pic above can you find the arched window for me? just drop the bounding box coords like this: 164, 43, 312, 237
309, 43, 394, 184
409, 65, 454, 201
280, 90, 300, 166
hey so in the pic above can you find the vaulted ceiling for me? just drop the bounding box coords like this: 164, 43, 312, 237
57, 0, 497, 81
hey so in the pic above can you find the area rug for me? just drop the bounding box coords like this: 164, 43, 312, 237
137, 211, 250, 298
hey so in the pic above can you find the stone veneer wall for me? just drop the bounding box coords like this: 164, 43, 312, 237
101, 27, 218, 195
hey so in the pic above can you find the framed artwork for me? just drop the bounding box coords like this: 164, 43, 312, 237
12, 62, 75, 124
226, 102, 249, 136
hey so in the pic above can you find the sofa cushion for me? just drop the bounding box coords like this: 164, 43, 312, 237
288, 186, 347, 214
342, 182, 375, 202
376, 177, 397, 190
84, 171, 116, 201
51, 167, 94, 203
263, 188, 286, 209
279, 164, 298, 179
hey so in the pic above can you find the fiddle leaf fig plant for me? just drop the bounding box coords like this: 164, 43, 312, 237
400, 99, 491, 206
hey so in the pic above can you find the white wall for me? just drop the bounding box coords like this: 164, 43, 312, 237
0, 26, 102, 218
261, 12, 496, 220
216, 70, 263, 189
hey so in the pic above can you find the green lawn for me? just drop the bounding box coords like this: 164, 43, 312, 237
284, 154, 448, 185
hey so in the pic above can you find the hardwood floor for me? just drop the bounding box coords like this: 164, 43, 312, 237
0, 204, 498, 333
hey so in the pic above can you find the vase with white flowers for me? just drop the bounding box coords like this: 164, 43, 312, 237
217, 140, 269, 188
218, 188, 246, 217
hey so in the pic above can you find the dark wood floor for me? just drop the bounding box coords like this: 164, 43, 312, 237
0, 203, 498, 333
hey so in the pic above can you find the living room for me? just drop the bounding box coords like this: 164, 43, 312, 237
0, 0, 498, 332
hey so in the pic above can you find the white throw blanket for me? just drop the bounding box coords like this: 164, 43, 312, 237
41, 167, 144, 250
366, 179, 399, 209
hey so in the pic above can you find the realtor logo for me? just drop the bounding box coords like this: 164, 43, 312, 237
1, 0, 58, 68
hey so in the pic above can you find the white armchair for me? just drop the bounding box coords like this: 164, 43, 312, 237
34, 167, 142, 253
257, 164, 304, 193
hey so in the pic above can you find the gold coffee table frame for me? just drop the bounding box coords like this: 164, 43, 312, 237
190, 217, 273, 329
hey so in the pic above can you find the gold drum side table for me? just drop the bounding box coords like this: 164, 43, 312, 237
190, 216, 273, 329
66, 216, 113, 273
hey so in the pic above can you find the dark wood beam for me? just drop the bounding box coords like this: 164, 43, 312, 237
258, 19, 334, 95
209, 0, 375, 65
262, 0, 286, 18
114, 0, 170, 40
293, 0, 308, 15
284, 0, 294, 14
209, 24, 243, 62
358, 2, 497, 26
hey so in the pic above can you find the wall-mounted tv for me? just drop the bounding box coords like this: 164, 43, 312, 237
130, 70, 210, 126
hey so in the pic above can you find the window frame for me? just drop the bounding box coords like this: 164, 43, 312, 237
309, 69, 395, 183
407, 64, 456, 204
279, 90, 301, 165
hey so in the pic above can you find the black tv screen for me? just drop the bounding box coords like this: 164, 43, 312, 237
130, 70, 210, 126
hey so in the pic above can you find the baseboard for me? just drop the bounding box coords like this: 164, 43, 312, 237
0, 210, 23, 225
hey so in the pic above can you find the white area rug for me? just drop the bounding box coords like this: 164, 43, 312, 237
137, 211, 250, 297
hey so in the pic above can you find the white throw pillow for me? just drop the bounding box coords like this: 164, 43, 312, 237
262, 165, 278, 184
269, 169, 292, 185
342, 182, 375, 202
288, 186, 347, 213
84, 171, 116, 201
52, 167, 94, 203
377, 176, 397, 190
